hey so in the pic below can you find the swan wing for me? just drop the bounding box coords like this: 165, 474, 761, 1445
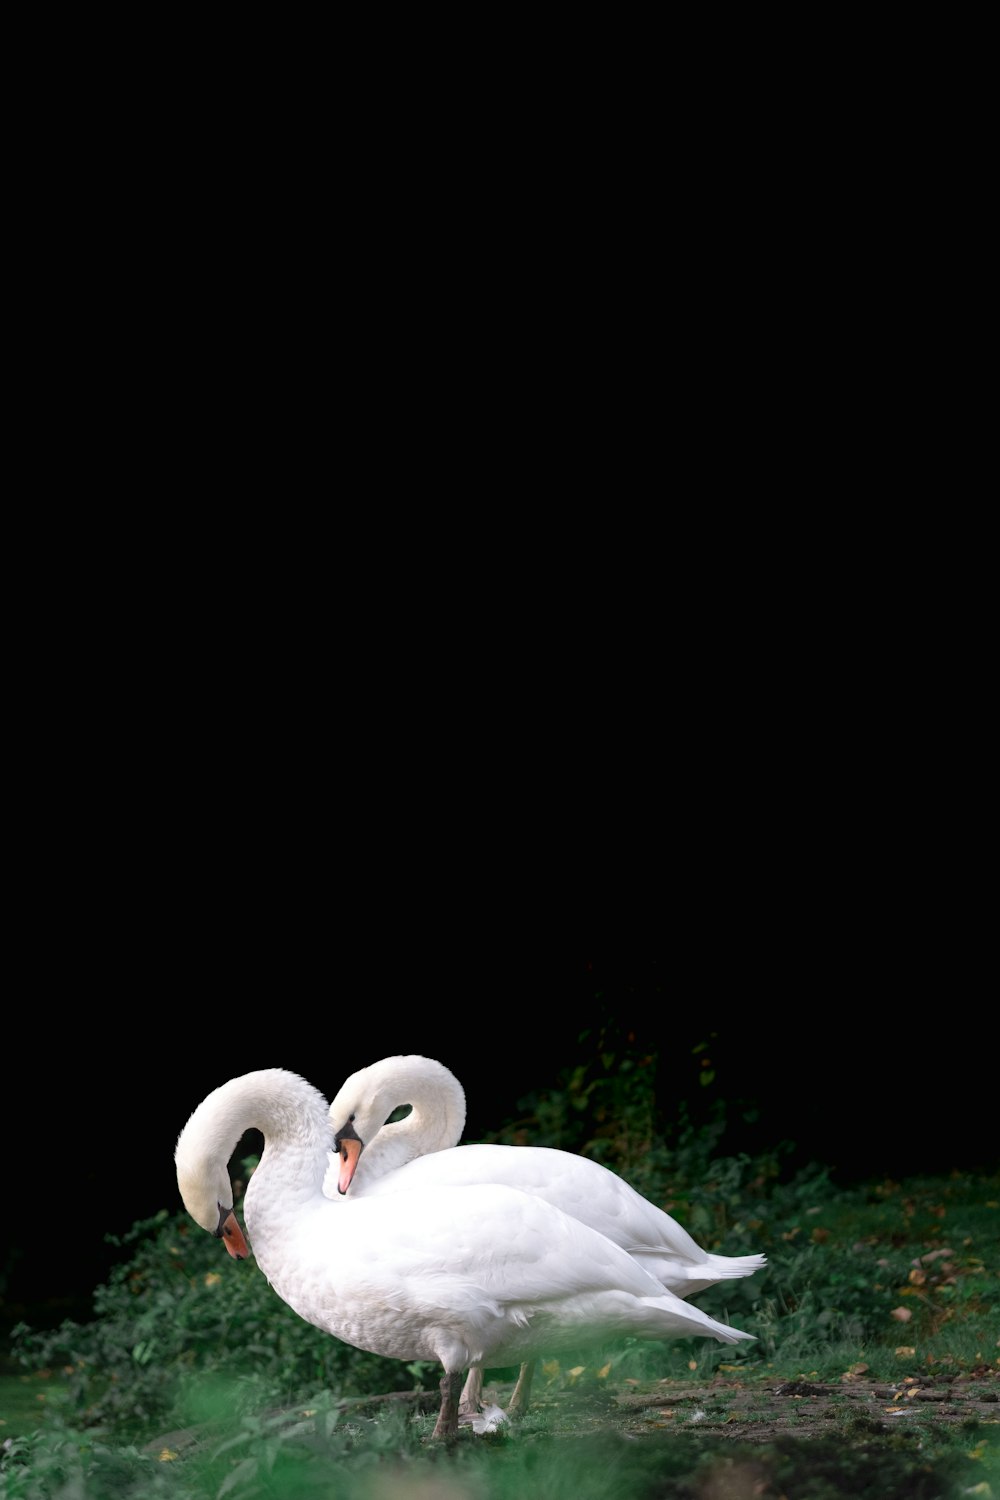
264, 1184, 752, 1372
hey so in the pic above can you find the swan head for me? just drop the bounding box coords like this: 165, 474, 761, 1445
176, 1068, 331, 1258
175, 1127, 250, 1259
328, 1055, 466, 1194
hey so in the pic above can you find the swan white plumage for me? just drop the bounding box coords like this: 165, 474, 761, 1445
324, 1055, 766, 1420
175, 1068, 756, 1441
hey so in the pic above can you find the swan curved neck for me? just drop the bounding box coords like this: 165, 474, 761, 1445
339, 1056, 467, 1188
175, 1068, 331, 1236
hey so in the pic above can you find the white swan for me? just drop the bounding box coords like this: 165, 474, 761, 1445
175, 1068, 756, 1441
325, 1055, 766, 1420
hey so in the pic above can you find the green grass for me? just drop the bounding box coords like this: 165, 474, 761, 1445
2, 1155, 997, 1499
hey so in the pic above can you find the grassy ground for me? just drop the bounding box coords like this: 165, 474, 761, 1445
2, 1170, 997, 1498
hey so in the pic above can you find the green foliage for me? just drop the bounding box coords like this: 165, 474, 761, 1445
4, 1034, 998, 1500
9, 1198, 427, 1443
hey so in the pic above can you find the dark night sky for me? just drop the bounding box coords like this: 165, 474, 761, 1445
4, 954, 993, 1344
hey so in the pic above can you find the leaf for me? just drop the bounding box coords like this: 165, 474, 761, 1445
218, 1459, 259, 1498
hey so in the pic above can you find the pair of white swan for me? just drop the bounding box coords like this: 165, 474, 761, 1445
175, 1057, 765, 1441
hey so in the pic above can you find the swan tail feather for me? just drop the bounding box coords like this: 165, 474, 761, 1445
703, 1253, 768, 1279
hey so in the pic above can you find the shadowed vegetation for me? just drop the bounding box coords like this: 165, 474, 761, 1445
3, 1034, 997, 1498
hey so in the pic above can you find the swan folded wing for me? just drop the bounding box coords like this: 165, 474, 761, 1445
301, 1182, 668, 1306
473, 1147, 714, 1264
333, 1183, 685, 1312
349, 1143, 714, 1266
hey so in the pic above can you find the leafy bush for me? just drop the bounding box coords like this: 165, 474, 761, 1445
10, 1181, 427, 1441
5, 1034, 997, 1500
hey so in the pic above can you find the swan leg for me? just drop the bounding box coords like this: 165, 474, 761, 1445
431, 1369, 464, 1442
458, 1359, 534, 1425
459, 1365, 484, 1416
506, 1359, 535, 1417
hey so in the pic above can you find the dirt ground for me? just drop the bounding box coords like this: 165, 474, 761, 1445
151, 1367, 1000, 1448
566, 1368, 1000, 1442
147, 1368, 1000, 1497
